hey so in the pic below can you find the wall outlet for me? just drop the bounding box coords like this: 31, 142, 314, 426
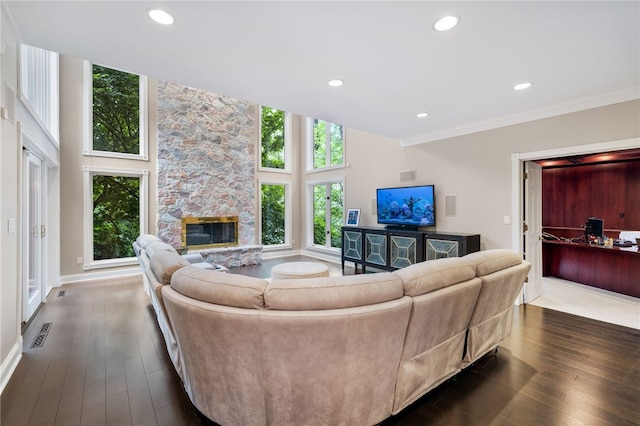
77, 257, 83, 264
503, 216, 511, 225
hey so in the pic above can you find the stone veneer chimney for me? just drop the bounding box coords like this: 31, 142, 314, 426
156, 81, 257, 248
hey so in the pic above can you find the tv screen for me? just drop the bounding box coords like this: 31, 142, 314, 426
376, 185, 435, 227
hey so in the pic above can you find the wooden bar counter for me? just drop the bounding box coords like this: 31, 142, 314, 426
542, 240, 640, 298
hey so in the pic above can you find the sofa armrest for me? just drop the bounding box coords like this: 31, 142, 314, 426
182, 253, 204, 264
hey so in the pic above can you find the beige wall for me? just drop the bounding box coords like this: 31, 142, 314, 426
341, 100, 640, 250
1, 3, 21, 381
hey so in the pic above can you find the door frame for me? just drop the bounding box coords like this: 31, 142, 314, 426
510, 137, 640, 303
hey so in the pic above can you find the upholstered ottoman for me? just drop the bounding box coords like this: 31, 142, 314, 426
270, 261, 330, 280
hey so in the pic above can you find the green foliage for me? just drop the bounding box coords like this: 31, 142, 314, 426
313, 119, 327, 169
313, 185, 327, 245
329, 123, 344, 167
313, 119, 344, 169
312, 182, 343, 248
93, 175, 140, 260
261, 184, 285, 245
330, 182, 343, 248
261, 107, 285, 169
93, 65, 140, 154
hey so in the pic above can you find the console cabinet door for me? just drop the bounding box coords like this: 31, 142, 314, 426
364, 231, 388, 269
388, 232, 422, 269
424, 233, 480, 260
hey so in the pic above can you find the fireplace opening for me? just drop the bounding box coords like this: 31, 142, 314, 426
182, 216, 238, 248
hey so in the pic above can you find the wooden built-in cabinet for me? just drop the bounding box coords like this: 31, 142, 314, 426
342, 226, 480, 273
543, 160, 640, 233
541, 159, 640, 297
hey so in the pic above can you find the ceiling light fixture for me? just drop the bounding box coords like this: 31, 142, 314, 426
416, 112, 429, 118
149, 9, 174, 25
513, 82, 533, 91
328, 79, 344, 87
434, 15, 459, 32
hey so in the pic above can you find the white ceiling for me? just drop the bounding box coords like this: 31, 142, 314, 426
5, 1, 640, 145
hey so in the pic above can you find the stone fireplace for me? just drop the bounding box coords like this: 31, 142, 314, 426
182, 216, 238, 249
156, 81, 262, 267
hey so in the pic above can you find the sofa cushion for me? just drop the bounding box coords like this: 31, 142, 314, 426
265, 273, 404, 310
137, 234, 161, 249
170, 266, 268, 309
145, 241, 178, 258
393, 257, 477, 297
463, 249, 523, 276
150, 250, 191, 285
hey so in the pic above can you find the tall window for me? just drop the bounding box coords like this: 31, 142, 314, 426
84, 62, 148, 159
260, 106, 289, 170
309, 118, 344, 170
18, 44, 59, 143
260, 181, 290, 247
309, 180, 344, 249
83, 167, 148, 269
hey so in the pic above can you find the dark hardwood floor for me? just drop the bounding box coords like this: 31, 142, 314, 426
2, 256, 639, 425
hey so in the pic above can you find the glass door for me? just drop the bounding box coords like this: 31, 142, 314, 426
23, 150, 44, 322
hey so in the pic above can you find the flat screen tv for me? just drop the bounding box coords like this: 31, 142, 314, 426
376, 184, 435, 228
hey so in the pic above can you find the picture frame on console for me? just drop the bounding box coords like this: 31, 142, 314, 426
346, 208, 360, 226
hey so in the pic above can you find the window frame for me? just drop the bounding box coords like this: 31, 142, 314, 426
82, 166, 149, 270
258, 107, 292, 173
258, 179, 292, 250
82, 61, 149, 161
305, 117, 345, 173
305, 176, 345, 253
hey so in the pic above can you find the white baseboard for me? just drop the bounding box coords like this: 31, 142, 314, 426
299, 249, 341, 265
60, 267, 141, 284
0, 337, 23, 394
261, 249, 302, 260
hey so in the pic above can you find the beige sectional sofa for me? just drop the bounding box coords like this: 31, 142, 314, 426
134, 234, 530, 426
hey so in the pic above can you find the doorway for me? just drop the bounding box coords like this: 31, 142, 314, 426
511, 137, 640, 303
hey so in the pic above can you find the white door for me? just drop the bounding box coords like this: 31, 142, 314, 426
523, 161, 542, 303
23, 150, 44, 322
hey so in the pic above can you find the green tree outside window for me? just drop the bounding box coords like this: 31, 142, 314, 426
92, 65, 140, 154
93, 175, 140, 260
313, 119, 344, 169
261, 184, 285, 245
261, 107, 285, 169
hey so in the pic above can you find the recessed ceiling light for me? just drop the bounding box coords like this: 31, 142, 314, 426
513, 82, 533, 91
434, 15, 459, 32
416, 112, 429, 118
328, 79, 344, 87
149, 9, 174, 25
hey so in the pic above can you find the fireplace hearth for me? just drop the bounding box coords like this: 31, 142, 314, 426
182, 216, 238, 249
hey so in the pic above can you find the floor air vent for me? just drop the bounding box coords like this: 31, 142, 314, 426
58, 290, 66, 297
31, 322, 52, 349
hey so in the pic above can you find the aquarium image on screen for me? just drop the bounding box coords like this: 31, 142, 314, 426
376, 185, 435, 227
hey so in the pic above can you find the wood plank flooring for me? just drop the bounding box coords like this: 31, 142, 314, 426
2, 256, 639, 425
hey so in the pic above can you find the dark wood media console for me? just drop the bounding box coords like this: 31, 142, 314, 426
542, 240, 640, 298
341, 226, 480, 273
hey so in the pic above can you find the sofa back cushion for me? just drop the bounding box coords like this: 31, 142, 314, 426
463, 249, 523, 277
171, 266, 268, 309
265, 273, 404, 310
392, 257, 476, 296
136, 234, 161, 249
145, 241, 178, 258
150, 250, 191, 285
